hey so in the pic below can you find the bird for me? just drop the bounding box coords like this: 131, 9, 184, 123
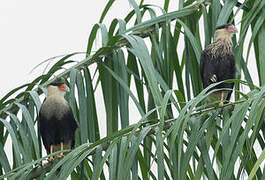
39, 81, 78, 161
200, 24, 237, 107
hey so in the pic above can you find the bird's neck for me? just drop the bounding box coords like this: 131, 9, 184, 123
41, 96, 69, 120
214, 37, 233, 47
47, 85, 66, 97
214, 29, 233, 43
208, 37, 233, 58
47, 90, 65, 98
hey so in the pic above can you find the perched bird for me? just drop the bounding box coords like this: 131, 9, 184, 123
200, 24, 237, 106
39, 82, 78, 161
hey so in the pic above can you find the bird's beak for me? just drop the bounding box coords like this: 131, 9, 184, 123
59, 84, 70, 92
233, 26, 238, 33
65, 86, 70, 92
227, 25, 238, 34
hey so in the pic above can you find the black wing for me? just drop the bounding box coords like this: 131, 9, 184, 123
200, 50, 217, 89
200, 49, 236, 101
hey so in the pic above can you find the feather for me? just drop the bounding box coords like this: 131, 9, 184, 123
39, 82, 78, 160
200, 24, 237, 106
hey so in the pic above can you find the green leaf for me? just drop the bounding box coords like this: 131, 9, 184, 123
129, 0, 142, 24
216, 0, 237, 26
15, 103, 40, 159
76, 71, 88, 144
83, 67, 99, 142
248, 148, 265, 180
99, 0, 116, 23
0, 139, 11, 173
123, 127, 151, 179
257, 19, 265, 86
113, 50, 129, 128
0, 118, 22, 166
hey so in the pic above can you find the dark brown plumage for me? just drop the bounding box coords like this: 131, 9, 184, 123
39, 82, 78, 160
200, 24, 237, 106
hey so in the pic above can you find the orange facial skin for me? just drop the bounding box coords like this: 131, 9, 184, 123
59, 84, 67, 91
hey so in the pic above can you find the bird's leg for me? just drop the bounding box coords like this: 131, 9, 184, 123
58, 142, 64, 158
49, 144, 54, 161
219, 91, 224, 107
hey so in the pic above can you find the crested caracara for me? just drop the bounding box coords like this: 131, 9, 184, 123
39, 82, 78, 161
200, 24, 237, 106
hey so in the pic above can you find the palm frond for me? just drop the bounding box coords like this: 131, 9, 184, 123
0, 0, 264, 179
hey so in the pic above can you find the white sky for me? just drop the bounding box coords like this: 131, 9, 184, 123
0, 0, 134, 98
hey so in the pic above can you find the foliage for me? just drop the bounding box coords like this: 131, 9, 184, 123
0, 0, 264, 179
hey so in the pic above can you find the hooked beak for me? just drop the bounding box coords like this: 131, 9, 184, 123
233, 26, 238, 33
59, 84, 70, 92
228, 25, 238, 34
65, 86, 70, 92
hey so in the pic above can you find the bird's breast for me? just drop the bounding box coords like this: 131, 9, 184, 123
40, 96, 70, 120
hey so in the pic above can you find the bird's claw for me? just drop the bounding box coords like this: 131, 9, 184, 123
47, 156, 54, 162
57, 153, 64, 159
210, 74, 217, 82
219, 101, 224, 107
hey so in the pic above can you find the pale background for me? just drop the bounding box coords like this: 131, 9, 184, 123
0, 0, 131, 97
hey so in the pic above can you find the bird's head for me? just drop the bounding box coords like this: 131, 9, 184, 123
214, 24, 238, 41
47, 82, 69, 97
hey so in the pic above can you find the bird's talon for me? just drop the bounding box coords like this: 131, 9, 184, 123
210, 74, 217, 82
219, 102, 224, 107
57, 153, 64, 159
48, 156, 54, 161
